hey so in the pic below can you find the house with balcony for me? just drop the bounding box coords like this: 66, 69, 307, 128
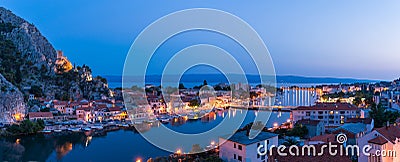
76, 107, 95, 122
357, 124, 400, 162
291, 103, 360, 127
219, 130, 278, 162
296, 119, 325, 138
28, 112, 53, 121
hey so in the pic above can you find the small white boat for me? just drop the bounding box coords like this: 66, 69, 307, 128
83, 127, 91, 131
41, 130, 52, 134
187, 113, 199, 120
146, 119, 155, 123
158, 117, 170, 123
122, 124, 130, 128
54, 129, 62, 133
69, 128, 81, 132
91, 125, 103, 130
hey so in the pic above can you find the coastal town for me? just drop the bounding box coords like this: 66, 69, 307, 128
2, 76, 400, 162
1, 2, 400, 162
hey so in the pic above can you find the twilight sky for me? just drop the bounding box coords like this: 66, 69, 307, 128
1, 0, 399, 81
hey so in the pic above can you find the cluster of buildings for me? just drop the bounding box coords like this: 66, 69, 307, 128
317, 81, 400, 110
27, 98, 126, 123
10, 79, 400, 161
218, 102, 400, 162
216, 79, 400, 162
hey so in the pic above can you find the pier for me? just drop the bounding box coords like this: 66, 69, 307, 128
229, 105, 295, 112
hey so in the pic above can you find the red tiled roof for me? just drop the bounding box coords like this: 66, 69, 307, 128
308, 134, 338, 144
345, 118, 373, 124
28, 112, 53, 118
76, 107, 93, 111
54, 100, 68, 103
296, 119, 322, 126
96, 104, 108, 108
69, 102, 80, 106
293, 103, 359, 111
375, 125, 400, 143
368, 136, 388, 145
108, 107, 122, 112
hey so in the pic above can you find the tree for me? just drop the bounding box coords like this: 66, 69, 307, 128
283, 137, 300, 146
40, 107, 50, 112
178, 83, 186, 89
370, 103, 386, 128
203, 80, 208, 86
214, 85, 222, 91
95, 76, 108, 84
6, 119, 45, 135
191, 144, 203, 153
204, 156, 223, 162
29, 85, 43, 97
385, 111, 400, 124
189, 99, 200, 107
353, 97, 362, 106
286, 123, 308, 138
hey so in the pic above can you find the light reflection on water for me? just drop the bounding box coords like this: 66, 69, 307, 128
0, 110, 289, 162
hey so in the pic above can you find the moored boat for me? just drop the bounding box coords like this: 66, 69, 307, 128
187, 113, 199, 120
69, 127, 81, 132
54, 129, 62, 133
83, 127, 91, 131
41, 129, 52, 134
91, 125, 103, 130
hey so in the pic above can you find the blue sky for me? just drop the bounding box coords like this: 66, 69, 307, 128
1, 0, 399, 80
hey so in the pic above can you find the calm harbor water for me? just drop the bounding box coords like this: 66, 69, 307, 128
0, 110, 289, 162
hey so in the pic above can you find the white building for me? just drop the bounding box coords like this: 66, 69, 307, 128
291, 103, 360, 127
219, 131, 278, 162
357, 125, 400, 162
53, 101, 68, 114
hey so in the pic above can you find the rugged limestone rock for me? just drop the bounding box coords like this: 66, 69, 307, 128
0, 6, 57, 75
0, 7, 110, 122
0, 74, 26, 123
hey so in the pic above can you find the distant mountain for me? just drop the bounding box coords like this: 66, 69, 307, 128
275, 75, 379, 84
104, 74, 379, 85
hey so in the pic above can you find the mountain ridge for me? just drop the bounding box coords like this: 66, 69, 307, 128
0, 7, 110, 123
104, 74, 380, 84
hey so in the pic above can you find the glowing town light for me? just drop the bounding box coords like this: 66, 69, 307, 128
211, 141, 215, 145
176, 149, 182, 155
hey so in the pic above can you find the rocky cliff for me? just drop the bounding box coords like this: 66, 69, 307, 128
0, 7, 110, 122
0, 74, 25, 123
